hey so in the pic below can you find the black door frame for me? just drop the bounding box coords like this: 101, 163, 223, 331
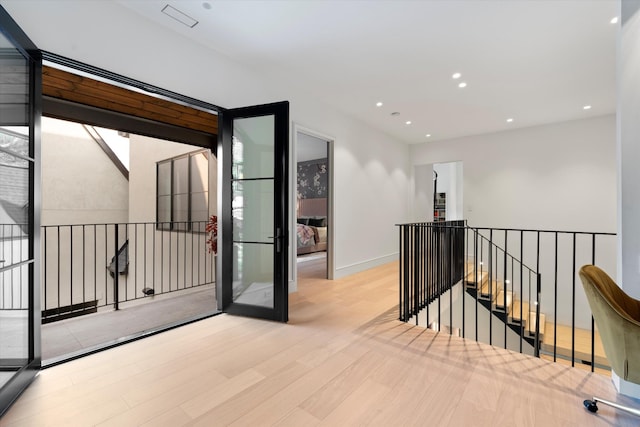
219, 102, 290, 322
0, 6, 42, 416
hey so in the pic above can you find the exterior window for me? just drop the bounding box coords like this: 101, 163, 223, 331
156, 149, 209, 230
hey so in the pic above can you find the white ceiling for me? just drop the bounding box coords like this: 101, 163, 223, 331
116, 0, 617, 144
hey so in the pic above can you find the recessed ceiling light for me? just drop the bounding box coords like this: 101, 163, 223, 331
583, 105, 592, 110
161, 4, 198, 28
376, 102, 383, 107
405, 121, 412, 125
458, 82, 467, 88
611, 17, 619, 24
426, 134, 432, 138
452, 72, 461, 79
506, 118, 514, 123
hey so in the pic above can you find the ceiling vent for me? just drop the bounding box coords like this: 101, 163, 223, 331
161, 4, 198, 28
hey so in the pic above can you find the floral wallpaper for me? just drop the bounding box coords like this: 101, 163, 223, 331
297, 158, 328, 199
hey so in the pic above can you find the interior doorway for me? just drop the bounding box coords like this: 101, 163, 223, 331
414, 161, 463, 222
294, 128, 333, 283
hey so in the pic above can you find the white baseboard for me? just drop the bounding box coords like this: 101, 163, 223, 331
334, 253, 398, 279
612, 370, 640, 400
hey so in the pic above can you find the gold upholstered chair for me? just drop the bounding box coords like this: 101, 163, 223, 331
579, 265, 640, 417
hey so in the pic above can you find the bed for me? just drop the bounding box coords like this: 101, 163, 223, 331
296, 218, 327, 255
296, 198, 327, 255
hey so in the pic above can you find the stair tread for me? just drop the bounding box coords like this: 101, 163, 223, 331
465, 269, 488, 286
479, 279, 500, 301
527, 311, 546, 337
494, 289, 513, 313
511, 300, 530, 324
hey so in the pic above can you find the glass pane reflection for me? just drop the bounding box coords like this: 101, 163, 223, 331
232, 242, 273, 308
232, 179, 273, 243
232, 116, 274, 180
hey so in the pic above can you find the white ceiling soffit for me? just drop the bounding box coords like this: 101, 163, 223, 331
117, 0, 617, 144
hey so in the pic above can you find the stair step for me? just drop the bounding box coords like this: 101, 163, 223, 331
527, 311, 546, 340
479, 280, 500, 301
465, 269, 488, 287
494, 289, 513, 313
510, 300, 530, 326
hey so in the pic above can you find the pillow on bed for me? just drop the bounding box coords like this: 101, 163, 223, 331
308, 217, 327, 227
297, 217, 310, 225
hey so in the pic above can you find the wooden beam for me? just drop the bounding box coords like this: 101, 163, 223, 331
42, 66, 217, 135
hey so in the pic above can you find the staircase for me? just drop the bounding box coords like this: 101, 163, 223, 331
398, 220, 616, 373
464, 262, 544, 348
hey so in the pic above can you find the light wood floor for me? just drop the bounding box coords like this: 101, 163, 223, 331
1, 261, 638, 426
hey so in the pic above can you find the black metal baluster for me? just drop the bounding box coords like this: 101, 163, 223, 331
571, 232, 576, 367
591, 234, 596, 372
554, 232, 558, 362
114, 224, 119, 310
519, 230, 523, 353
504, 229, 508, 349
535, 231, 540, 358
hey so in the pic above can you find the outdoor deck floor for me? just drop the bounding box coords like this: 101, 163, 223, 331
41, 285, 217, 364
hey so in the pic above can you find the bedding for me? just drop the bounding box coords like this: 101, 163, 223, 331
296, 219, 327, 255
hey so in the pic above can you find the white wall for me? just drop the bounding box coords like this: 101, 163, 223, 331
41, 117, 129, 225
411, 115, 616, 232
1, 0, 410, 280
619, 1, 640, 299
411, 115, 617, 330
413, 164, 433, 222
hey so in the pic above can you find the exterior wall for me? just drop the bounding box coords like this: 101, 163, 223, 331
40, 123, 218, 311
41, 117, 129, 225
128, 134, 216, 223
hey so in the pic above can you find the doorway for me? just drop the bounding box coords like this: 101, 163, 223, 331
294, 128, 333, 282
414, 161, 463, 222
38, 116, 218, 364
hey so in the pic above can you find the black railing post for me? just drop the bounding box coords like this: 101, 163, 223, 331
571, 232, 576, 367
489, 229, 493, 346
462, 223, 467, 338
475, 228, 479, 341
43, 226, 47, 314
449, 224, 453, 333
591, 233, 596, 372
535, 273, 542, 358
114, 223, 119, 311
57, 226, 60, 318
519, 230, 523, 353
554, 232, 558, 362
413, 225, 420, 324
503, 229, 508, 349
402, 225, 410, 321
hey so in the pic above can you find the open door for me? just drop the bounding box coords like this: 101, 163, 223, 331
0, 7, 41, 416
219, 102, 289, 322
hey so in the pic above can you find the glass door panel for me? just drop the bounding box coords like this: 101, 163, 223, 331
221, 102, 288, 321
0, 6, 41, 416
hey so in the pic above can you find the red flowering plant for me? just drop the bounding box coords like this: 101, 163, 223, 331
205, 215, 218, 255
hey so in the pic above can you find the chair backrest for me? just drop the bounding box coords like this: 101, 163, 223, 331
579, 265, 640, 383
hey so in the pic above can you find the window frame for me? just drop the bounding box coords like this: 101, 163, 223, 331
156, 148, 210, 232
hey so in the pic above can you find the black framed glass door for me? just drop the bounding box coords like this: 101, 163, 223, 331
220, 102, 289, 322
0, 6, 41, 416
